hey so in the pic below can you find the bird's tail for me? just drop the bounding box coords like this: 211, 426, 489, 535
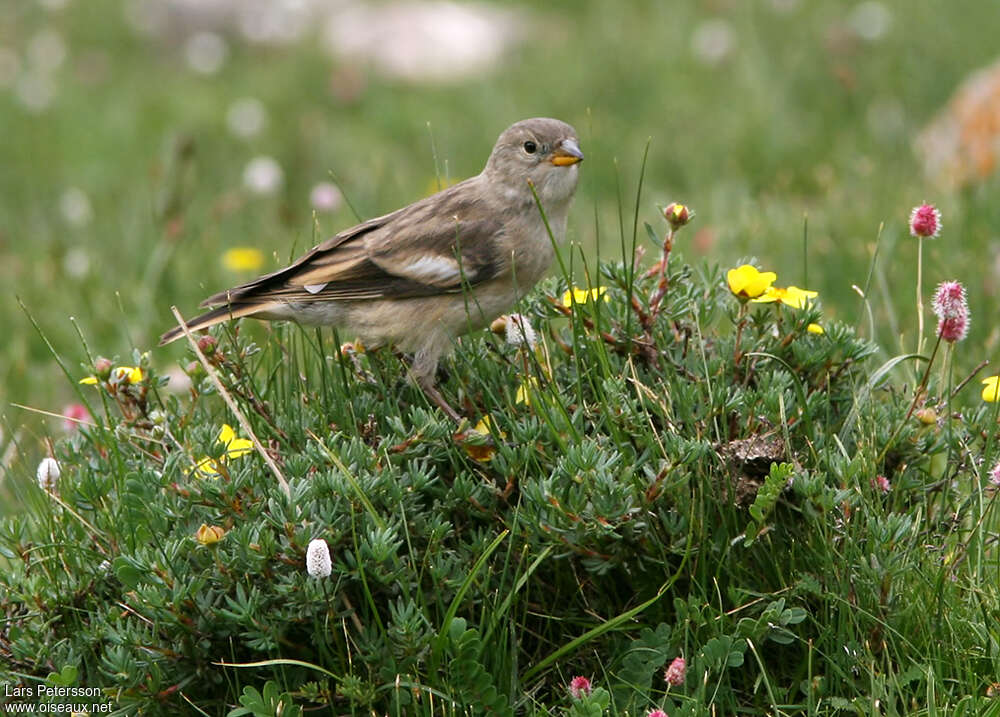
159, 301, 278, 345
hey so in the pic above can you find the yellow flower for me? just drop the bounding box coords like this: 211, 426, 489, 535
472, 415, 505, 438
222, 247, 265, 272
79, 365, 143, 385
807, 323, 824, 335
752, 285, 818, 309
562, 286, 608, 307
516, 376, 541, 406
727, 265, 776, 299
982, 376, 1000, 402
195, 523, 226, 545
189, 424, 254, 478
218, 424, 254, 459
463, 415, 506, 462
114, 366, 143, 383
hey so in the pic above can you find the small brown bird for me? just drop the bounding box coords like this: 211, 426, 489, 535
161, 117, 583, 419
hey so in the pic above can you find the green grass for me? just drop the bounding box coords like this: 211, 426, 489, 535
4, 0, 1000, 430
3, 0, 1000, 713
3, 214, 999, 713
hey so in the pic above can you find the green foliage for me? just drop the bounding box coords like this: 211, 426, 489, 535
446, 618, 513, 716
229, 681, 301, 717
4, 220, 999, 715
4, 4, 1000, 706
745, 462, 795, 546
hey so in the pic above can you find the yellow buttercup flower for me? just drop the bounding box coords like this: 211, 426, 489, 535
79, 365, 143, 385
217, 424, 254, 459
472, 415, 505, 438
190, 424, 254, 478
982, 376, 1000, 402
727, 265, 776, 300
752, 285, 818, 309
222, 247, 265, 272
562, 286, 608, 307
113, 366, 143, 383
463, 415, 506, 462
807, 323, 824, 335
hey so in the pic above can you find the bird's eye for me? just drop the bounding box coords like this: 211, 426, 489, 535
523, 140, 537, 154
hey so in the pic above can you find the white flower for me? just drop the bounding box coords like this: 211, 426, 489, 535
306, 538, 332, 578
847, 2, 892, 42
37, 457, 60, 492
243, 156, 284, 196
691, 19, 735, 65
310, 182, 343, 212
27, 28, 67, 73
504, 313, 537, 348
184, 32, 227, 75
226, 97, 267, 139
59, 187, 93, 227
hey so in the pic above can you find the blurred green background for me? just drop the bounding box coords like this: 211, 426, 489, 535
3, 0, 1000, 454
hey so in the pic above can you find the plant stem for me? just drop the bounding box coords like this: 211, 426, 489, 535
916, 238, 925, 356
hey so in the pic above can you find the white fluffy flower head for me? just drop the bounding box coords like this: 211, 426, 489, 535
504, 313, 537, 348
306, 538, 332, 578
37, 457, 60, 492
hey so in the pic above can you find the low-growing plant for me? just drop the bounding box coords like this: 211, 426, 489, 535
2, 199, 999, 716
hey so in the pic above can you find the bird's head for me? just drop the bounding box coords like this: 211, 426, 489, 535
485, 117, 583, 205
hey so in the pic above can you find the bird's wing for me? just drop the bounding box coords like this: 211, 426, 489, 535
200, 179, 507, 307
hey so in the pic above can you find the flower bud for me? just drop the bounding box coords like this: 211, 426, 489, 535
663, 202, 692, 230
915, 408, 937, 425
94, 357, 113, 380
195, 523, 226, 545
197, 335, 218, 355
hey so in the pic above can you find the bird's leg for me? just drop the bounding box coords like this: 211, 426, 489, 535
415, 373, 462, 423
406, 339, 463, 422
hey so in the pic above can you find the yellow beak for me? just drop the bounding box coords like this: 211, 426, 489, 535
551, 138, 584, 166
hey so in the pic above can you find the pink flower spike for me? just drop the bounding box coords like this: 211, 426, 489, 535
648, 710, 670, 717
909, 203, 941, 238
568, 676, 592, 699
61, 403, 90, 433
664, 656, 687, 686
932, 280, 969, 343
872, 475, 891, 494
989, 461, 1000, 487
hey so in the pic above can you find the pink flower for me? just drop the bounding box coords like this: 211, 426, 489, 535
310, 182, 343, 213
872, 475, 891, 493
989, 461, 1000, 487
664, 656, 686, 686
568, 676, 592, 699
932, 280, 969, 343
909, 203, 941, 238
648, 710, 669, 717
61, 403, 90, 433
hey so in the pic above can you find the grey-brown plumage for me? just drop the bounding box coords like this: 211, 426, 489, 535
161, 117, 583, 419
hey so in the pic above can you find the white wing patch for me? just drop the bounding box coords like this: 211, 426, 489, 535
304, 283, 328, 294
402, 255, 462, 284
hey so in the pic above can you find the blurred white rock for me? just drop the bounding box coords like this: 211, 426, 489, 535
323, 1, 522, 83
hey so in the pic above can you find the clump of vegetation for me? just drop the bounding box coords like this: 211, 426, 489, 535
3, 199, 999, 715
